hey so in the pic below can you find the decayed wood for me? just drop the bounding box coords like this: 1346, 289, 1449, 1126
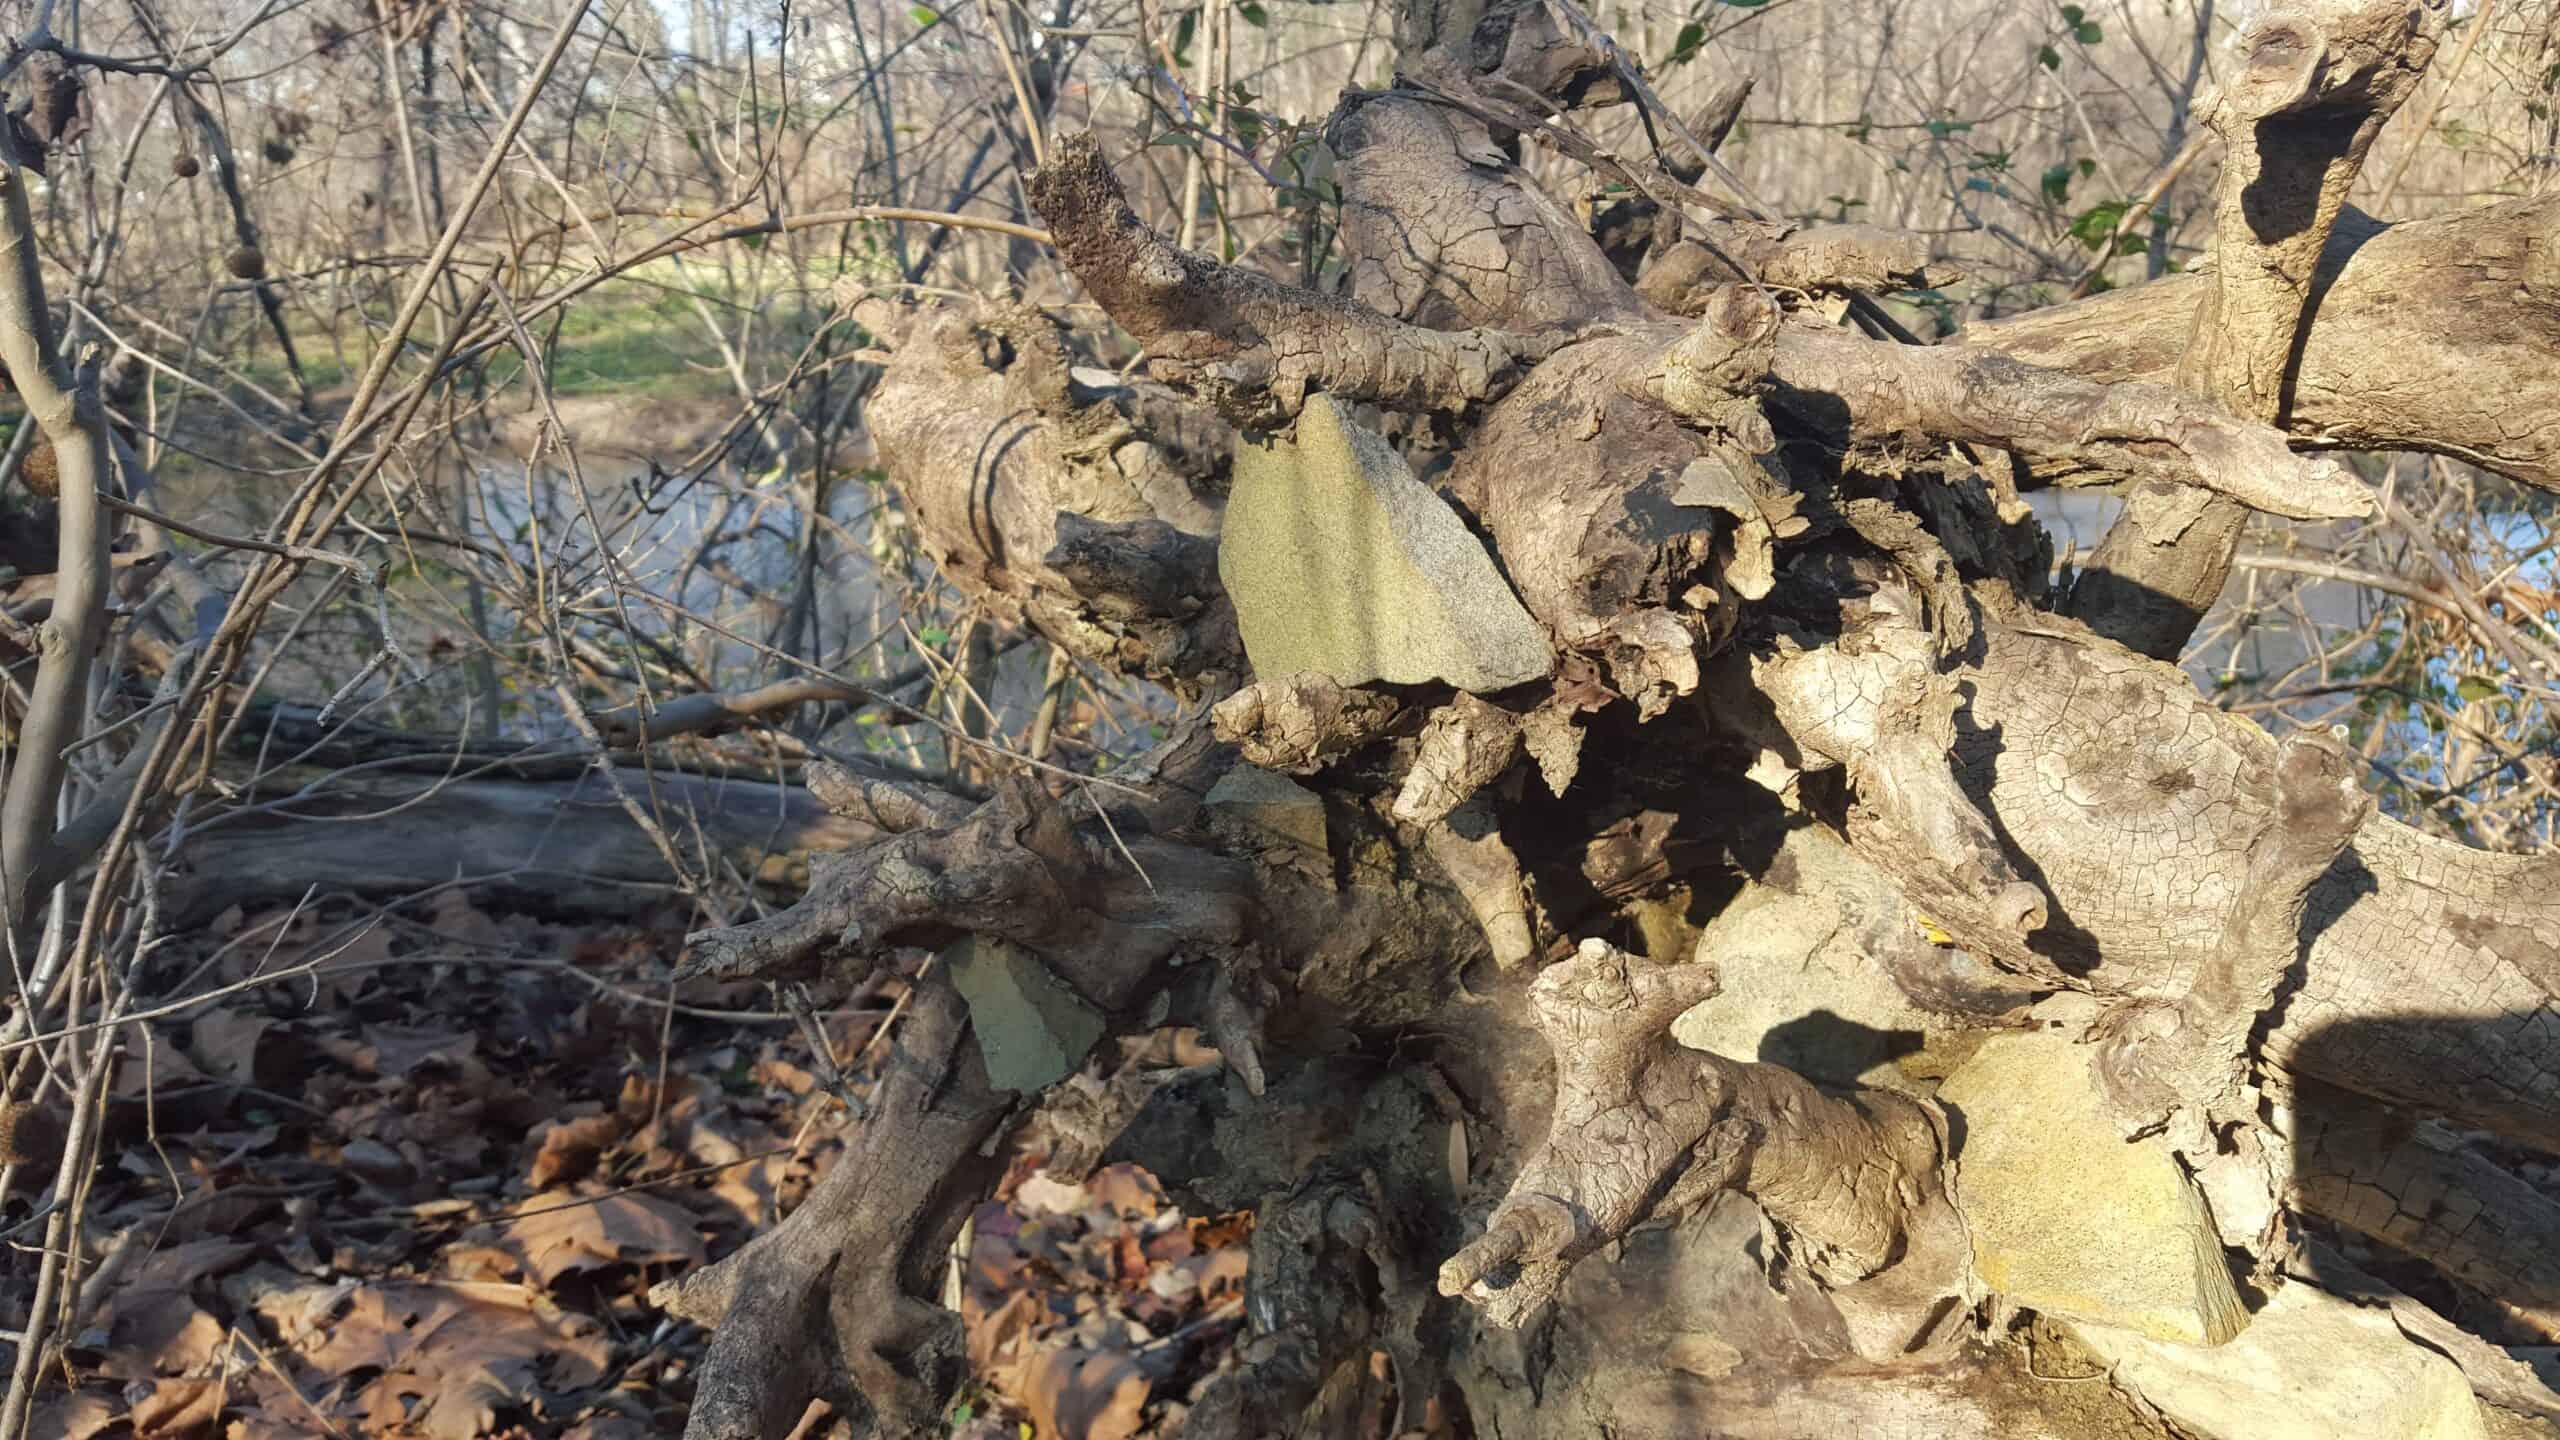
1736, 608, 2560, 1154
651, 1, 2560, 1430
651, 977, 1014, 1440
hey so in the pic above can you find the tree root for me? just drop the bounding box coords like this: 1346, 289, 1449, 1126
1439, 939, 1948, 1328
650, 976, 1013, 1439
2091, 729, 2372, 1136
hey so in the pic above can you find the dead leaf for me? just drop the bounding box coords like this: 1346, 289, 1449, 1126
498, 1191, 706, 1286
299, 1282, 609, 1440
129, 1376, 223, 1439
1085, 1165, 1161, 1221
524, 1112, 620, 1189
354, 1023, 476, 1079
1020, 1346, 1148, 1440
29, 1392, 119, 1440
185, 1011, 272, 1087
1014, 1172, 1089, 1217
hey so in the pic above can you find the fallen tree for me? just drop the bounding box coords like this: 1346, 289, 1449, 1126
654, 1, 2560, 1435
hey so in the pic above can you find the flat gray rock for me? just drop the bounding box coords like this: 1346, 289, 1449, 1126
946, 935, 1106, 1093
1220, 394, 1552, 692
1204, 765, 1328, 854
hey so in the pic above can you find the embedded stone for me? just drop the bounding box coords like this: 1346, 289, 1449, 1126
945, 935, 1106, 1093
1203, 765, 1328, 855
1939, 1022, 2248, 1344
1219, 394, 1552, 692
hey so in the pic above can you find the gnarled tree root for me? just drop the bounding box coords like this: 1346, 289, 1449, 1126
651, 977, 1013, 1440
1439, 939, 1955, 1331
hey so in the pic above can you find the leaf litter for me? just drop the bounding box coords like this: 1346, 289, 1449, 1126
9, 893, 1264, 1438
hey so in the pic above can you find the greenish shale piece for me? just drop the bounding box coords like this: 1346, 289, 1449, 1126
946, 935, 1107, 1093
1219, 394, 1553, 692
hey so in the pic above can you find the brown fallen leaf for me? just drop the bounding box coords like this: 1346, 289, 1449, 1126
498, 1190, 706, 1286
523, 1112, 621, 1189
298, 1281, 609, 1440
28, 1392, 119, 1440
129, 1376, 224, 1439
1020, 1345, 1148, 1440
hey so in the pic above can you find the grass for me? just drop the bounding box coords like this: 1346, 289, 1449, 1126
245, 258, 860, 407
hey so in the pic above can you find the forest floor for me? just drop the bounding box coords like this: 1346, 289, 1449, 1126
22, 890, 1263, 1440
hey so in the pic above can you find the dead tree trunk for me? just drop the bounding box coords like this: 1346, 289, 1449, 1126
661, 1, 2560, 1435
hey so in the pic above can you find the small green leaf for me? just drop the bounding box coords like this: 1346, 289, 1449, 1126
919, 625, 952, 647
2067, 199, 2132, 250
2040, 161, 2075, 205
2075, 20, 2103, 43
909, 3, 938, 26
1665, 20, 1707, 68
1239, 1, 1266, 24
2038, 43, 2061, 69
2059, 4, 2084, 22
1923, 118, 1974, 138
2456, 676, 2502, 704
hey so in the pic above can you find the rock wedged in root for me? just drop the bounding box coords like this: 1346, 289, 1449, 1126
1220, 393, 1552, 692
1203, 765, 1329, 855
2073, 1280, 2489, 1440
946, 935, 1107, 1094
1939, 1022, 2247, 1345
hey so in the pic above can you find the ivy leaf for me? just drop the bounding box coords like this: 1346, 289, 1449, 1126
2059, 3, 2084, 22
909, 3, 938, 26
2038, 44, 2061, 69
1238, 1, 1266, 25
2075, 20, 2103, 43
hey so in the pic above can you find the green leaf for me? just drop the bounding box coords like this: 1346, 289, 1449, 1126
2067, 199, 2131, 250
919, 625, 951, 647
1173, 9, 1195, 64
1665, 20, 1707, 68
2059, 4, 2084, 22
909, 3, 938, 26
2456, 676, 2502, 704
2040, 161, 2075, 205
1719, 0, 1773, 7
1923, 118, 1974, 138
2038, 43, 2061, 69
1239, 1, 1266, 24
2075, 20, 2103, 43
